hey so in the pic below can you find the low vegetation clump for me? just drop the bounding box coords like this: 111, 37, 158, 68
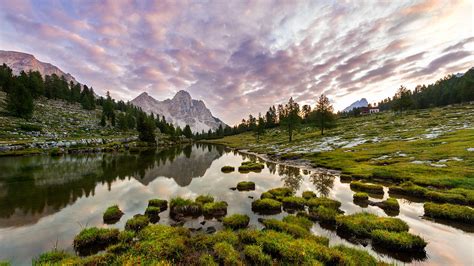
282, 196, 306, 210
251, 198, 282, 214
380, 197, 400, 211
371, 230, 427, 252
238, 161, 265, 172
102, 205, 124, 224
339, 174, 353, 183
350, 181, 384, 194
389, 181, 428, 197
213, 242, 242, 265
125, 215, 150, 232
261, 219, 310, 238
144, 206, 161, 223
333, 245, 378, 266
353, 192, 369, 201
221, 165, 235, 173
236, 181, 256, 191
195, 195, 214, 204
306, 197, 341, 210
424, 202, 474, 223
282, 215, 314, 230
147, 199, 168, 212
309, 206, 340, 223
243, 245, 272, 265
302, 190, 317, 200
223, 214, 250, 230
33, 250, 73, 265
170, 197, 202, 219
203, 201, 228, 217
425, 191, 468, 205
260, 187, 294, 201
73, 227, 120, 255
336, 212, 409, 237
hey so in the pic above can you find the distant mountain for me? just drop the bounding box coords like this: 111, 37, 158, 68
343, 98, 369, 112
0, 50, 77, 84
131, 90, 227, 133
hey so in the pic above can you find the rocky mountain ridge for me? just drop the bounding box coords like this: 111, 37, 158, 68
131, 90, 226, 133
343, 98, 369, 112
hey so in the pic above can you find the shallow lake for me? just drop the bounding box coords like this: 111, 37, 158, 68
0, 144, 472, 265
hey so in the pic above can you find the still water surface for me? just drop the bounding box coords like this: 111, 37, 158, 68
0, 144, 472, 265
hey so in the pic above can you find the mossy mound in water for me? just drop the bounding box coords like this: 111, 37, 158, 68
125, 215, 150, 232
424, 202, 474, 223
203, 201, 228, 217
350, 181, 384, 194
144, 206, 161, 223
251, 198, 282, 214
73, 227, 119, 256
302, 191, 317, 200
353, 192, 369, 201
237, 181, 256, 191
336, 212, 409, 238
371, 230, 427, 252
147, 199, 168, 212
170, 197, 203, 219
308, 206, 341, 224
238, 161, 265, 172
221, 166, 235, 173
260, 187, 294, 200
223, 214, 250, 230
282, 196, 306, 210
103, 205, 124, 224
339, 174, 353, 183
195, 195, 214, 204
38, 221, 387, 265
389, 181, 427, 197
306, 197, 341, 210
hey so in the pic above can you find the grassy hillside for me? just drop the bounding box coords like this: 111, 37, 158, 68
209, 104, 474, 190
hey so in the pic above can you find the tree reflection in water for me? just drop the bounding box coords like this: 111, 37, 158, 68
279, 164, 303, 192
310, 171, 335, 197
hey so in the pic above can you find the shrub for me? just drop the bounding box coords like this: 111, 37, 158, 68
424, 202, 474, 223
73, 227, 119, 255
261, 219, 309, 238
282, 196, 306, 210
102, 205, 124, 224
282, 215, 313, 230
309, 206, 339, 223
236, 181, 255, 191
125, 215, 150, 232
243, 245, 272, 265
353, 192, 368, 201
306, 197, 341, 210
389, 181, 427, 197
195, 195, 214, 204
371, 230, 427, 251
148, 199, 168, 212
203, 201, 228, 217
223, 214, 250, 230
213, 242, 242, 265
221, 166, 235, 173
350, 181, 384, 194
302, 190, 317, 200
251, 198, 282, 214
336, 213, 409, 237
20, 123, 42, 132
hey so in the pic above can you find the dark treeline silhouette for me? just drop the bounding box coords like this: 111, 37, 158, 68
0, 64, 196, 143
197, 94, 336, 141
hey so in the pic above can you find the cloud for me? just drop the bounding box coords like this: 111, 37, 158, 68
0, 0, 471, 124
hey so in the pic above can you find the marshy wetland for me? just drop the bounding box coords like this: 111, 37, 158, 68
0, 143, 472, 265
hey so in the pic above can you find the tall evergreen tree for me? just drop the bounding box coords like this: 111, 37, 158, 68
183, 125, 193, 139
6, 81, 34, 119
312, 94, 335, 135
280, 97, 301, 142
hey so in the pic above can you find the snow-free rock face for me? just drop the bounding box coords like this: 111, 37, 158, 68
131, 90, 227, 133
0, 50, 77, 83
343, 98, 369, 112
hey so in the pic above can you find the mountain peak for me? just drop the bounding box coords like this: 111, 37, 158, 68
343, 98, 369, 112
173, 90, 192, 100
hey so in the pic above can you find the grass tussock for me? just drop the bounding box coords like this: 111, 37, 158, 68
424, 202, 474, 223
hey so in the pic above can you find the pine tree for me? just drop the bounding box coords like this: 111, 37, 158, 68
313, 94, 335, 135
255, 113, 266, 142
183, 125, 193, 139
280, 97, 301, 142
6, 81, 34, 119
136, 112, 156, 143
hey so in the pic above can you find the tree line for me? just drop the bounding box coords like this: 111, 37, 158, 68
197, 94, 336, 142
0, 64, 195, 143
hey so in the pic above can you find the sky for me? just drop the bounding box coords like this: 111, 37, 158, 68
0, 0, 472, 125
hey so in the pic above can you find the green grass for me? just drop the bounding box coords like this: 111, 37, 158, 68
238, 161, 265, 172
73, 227, 119, 255
103, 205, 124, 224
195, 195, 214, 204
236, 181, 256, 191
371, 230, 427, 251
424, 202, 474, 223
202, 201, 228, 217
261, 187, 294, 200
336, 212, 409, 237
251, 198, 282, 214
306, 197, 341, 210
223, 214, 250, 230
148, 199, 168, 211
381, 197, 400, 211
282, 196, 306, 210
309, 206, 340, 223
302, 190, 317, 200
282, 215, 313, 230
125, 215, 150, 232
213, 242, 242, 265
353, 192, 369, 201
261, 219, 310, 238
350, 181, 384, 194
33, 250, 72, 265
243, 245, 272, 265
